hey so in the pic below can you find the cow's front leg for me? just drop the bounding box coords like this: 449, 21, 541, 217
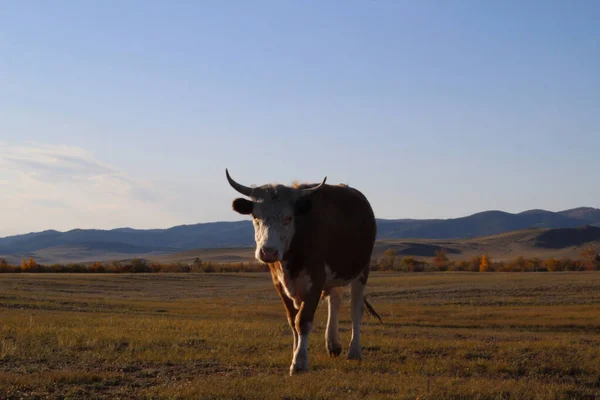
273, 282, 299, 355
269, 265, 299, 355
290, 279, 323, 376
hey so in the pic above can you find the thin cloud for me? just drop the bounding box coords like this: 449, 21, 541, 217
0, 142, 178, 234
1, 142, 161, 203
2, 143, 117, 182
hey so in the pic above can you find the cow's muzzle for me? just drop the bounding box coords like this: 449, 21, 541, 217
258, 246, 280, 263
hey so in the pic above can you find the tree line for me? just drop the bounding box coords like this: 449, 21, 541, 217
1, 248, 599, 274
371, 248, 600, 272
0, 257, 268, 274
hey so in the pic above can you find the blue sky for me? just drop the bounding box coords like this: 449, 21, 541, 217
1, 0, 599, 236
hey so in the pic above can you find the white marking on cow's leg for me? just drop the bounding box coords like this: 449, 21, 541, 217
325, 287, 342, 357
291, 325, 299, 354
290, 322, 311, 375
347, 279, 364, 360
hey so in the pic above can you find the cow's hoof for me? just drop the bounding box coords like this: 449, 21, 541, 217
326, 341, 342, 357
329, 347, 342, 357
289, 363, 308, 376
347, 347, 362, 361
289, 352, 308, 376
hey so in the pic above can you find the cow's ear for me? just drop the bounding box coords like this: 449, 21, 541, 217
294, 198, 312, 216
232, 198, 254, 215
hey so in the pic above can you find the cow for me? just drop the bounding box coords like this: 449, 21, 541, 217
225, 169, 382, 375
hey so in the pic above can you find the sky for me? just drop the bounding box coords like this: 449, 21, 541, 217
1, 0, 599, 237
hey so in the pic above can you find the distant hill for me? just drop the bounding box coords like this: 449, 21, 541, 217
152, 225, 600, 265
1, 207, 599, 264
557, 207, 600, 222
397, 209, 591, 239
0, 222, 254, 254
533, 225, 600, 249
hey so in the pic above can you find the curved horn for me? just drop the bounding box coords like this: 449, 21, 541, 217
298, 176, 327, 196
225, 168, 255, 197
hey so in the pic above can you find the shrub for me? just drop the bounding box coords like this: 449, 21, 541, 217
47, 263, 64, 273
563, 258, 584, 271
377, 249, 397, 271
148, 262, 163, 273
469, 256, 481, 272
449, 260, 469, 272
545, 258, 562, 272
21, 258, 39, 272
433, 249, 450, 271
400, 257, 426, 272
89, 262, 105, 273
67, 263, 87, 273
479, 254, 489, 272
202, 262, 216, 273
130, 258, 149, 273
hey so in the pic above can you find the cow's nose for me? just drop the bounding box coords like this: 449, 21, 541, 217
259, 247, 279, 262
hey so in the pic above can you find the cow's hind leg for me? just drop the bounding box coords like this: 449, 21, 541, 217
347, 278, 365, 360
325, 286, 343, 357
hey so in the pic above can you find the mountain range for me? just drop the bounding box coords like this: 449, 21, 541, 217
1, 207, 599, 264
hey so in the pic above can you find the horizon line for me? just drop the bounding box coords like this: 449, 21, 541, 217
1, 205, 597, 239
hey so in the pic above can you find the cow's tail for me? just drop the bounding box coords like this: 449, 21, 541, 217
363, 296, 383, 325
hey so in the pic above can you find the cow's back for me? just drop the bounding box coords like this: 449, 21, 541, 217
292, 184, 376, 280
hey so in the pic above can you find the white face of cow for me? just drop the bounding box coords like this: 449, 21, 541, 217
225, 169, 326, 264
250, 200, 295, 263
231, 192, 312, 263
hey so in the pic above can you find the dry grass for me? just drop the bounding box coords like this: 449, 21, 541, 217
1, 272, 600, 399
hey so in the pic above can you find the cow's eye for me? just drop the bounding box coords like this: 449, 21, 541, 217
283, 216, 292, 225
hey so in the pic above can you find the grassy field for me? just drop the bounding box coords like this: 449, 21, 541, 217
1, 272, 600, 399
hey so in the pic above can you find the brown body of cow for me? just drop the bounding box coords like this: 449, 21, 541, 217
226, 169, 381, 375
